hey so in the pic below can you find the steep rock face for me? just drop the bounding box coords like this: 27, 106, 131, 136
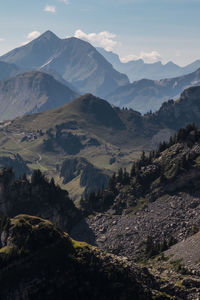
0, 71, 78, 120
0, 31, 129, 97
0, 214, 155, 300
60, 157, 109, 195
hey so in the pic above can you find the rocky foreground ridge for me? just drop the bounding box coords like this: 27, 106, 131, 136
71, 124, 200, 299
0, 214, 161, 300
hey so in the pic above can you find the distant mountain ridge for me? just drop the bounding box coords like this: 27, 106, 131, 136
107, 67, 200, 113
0, 30, 129, 97
97, 47, 200, 82
0, 70, 78, 120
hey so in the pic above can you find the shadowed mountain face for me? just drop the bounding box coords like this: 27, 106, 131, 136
10, 93, 126, 134
0, 31, 129, 97
0, 61, 21, 81
0, 71, 78, 120
97, 47, 200, 82
107, 68, 200, 113
153, 86, 200, 129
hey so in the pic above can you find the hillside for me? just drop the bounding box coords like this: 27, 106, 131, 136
0, 71, 78, 120
0, 214, 159, 300
69, 122, 200, 296
0, 30, 129, 97
97, 47, 200, 81
0, 88, 200, 199
0, 94, 146, 199
72, 124, 200, 258
107, 68, 200, 113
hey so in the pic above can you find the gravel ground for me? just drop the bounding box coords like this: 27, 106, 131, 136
71, 192, 200, 260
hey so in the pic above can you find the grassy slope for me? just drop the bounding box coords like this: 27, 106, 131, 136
0, 95, 145, 200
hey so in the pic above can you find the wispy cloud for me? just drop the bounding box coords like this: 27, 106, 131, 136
0, 38, 5, 42
27, 31, 41, 40
57, 0, 69, 4
21, 41, 30, 46
21, 31, 41, 46
74, 29, 117, 51
121, 51, 162, 63
44, 5, 56, 13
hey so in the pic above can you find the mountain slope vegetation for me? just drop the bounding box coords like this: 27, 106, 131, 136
0, 214, 159, 300
0, 87, 200, 199
0, 168, 80, 232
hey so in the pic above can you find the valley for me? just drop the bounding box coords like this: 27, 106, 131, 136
0, 22, 200, 299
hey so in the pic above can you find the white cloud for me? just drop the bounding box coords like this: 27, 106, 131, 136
27, 31, 41, 40
121, 51, 162, 63
21, 31, 41, 46
44, 5, 56, 13
0, 38, 5, 42
58, 0, 69, 3
21, 41, 30, 46
74, 29, 117, 51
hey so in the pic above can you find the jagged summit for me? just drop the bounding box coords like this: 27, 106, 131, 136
38, 30, 60, 41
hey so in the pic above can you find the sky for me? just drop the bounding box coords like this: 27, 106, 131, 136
0, 0, 200, 66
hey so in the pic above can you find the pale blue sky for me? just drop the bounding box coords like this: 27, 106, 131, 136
0, 0, 199, 65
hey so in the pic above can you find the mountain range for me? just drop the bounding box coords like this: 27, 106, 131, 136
0, 31, 129, 98
0, 86, 200, 200
1, 30, 200, 119
98, 47, 200, 82
107, 67, 200, 113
